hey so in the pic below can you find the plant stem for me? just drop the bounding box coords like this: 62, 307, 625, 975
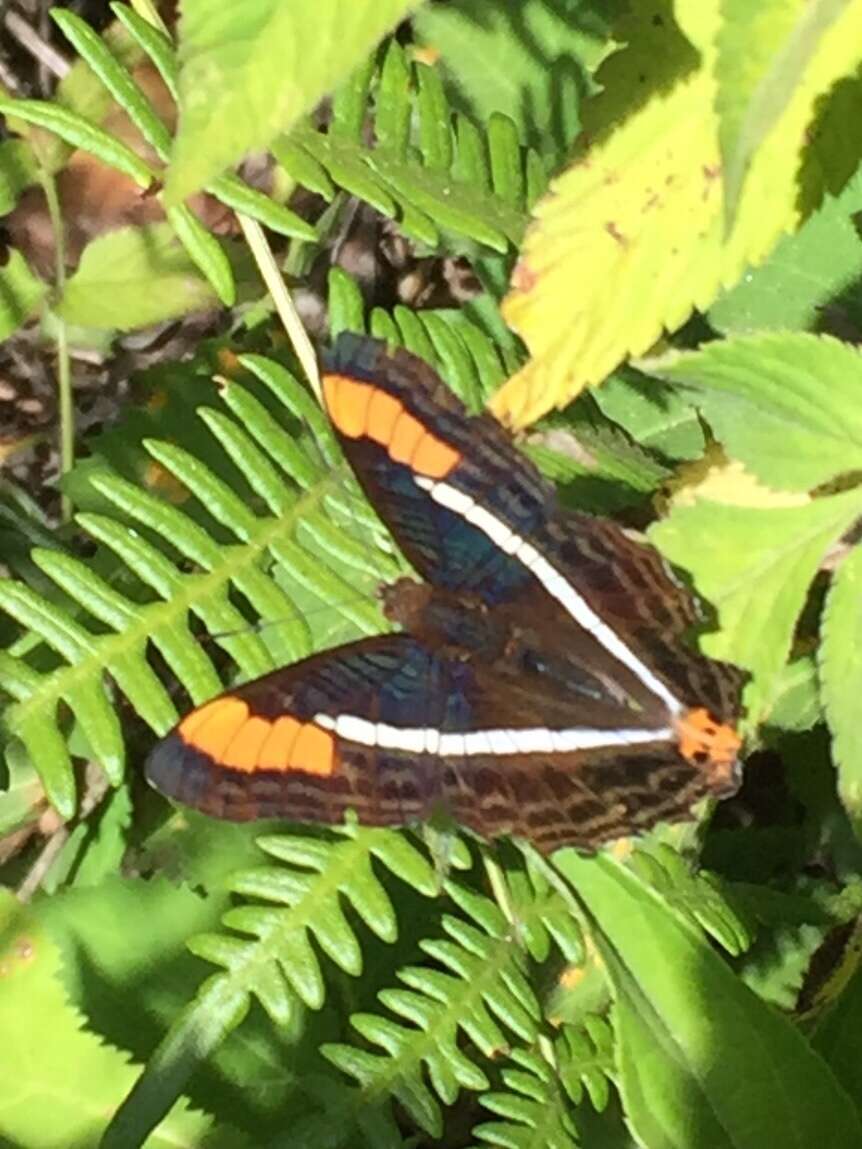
42, 172, 73, 523
238, 211, 321, 402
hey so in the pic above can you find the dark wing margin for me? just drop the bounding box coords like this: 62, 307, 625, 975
438, 742, 740, 853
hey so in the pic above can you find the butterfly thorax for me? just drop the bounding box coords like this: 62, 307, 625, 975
382, 577, 510, 661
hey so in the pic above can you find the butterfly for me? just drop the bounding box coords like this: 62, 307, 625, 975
145, 333, 744, 852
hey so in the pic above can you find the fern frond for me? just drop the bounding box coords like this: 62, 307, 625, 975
103, 827, 437, 1148
40, 6, 541, 266
475, 1044, 580, 1149
329, 267, 512, 408
321, 873, 597, 1138
555, 1015, 614, 1111
0, 358, 401, 813
629, 843, 753, 956
193, 829, 437, 1018
281, 39, 540, 255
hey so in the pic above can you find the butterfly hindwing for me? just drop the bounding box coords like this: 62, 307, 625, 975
544, 510, 745, 721
146, 591, 740, 849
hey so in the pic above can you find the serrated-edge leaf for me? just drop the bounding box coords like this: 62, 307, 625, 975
819, 541, 862, 821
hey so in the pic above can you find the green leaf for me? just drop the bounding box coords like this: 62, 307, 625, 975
56, 222, 219, 329
272, 50, 531, 254
51, 7, 174, 160
731, 887, 832, 1010
556, 852, 862, 1149
207, 172, 317, 241
476, 1043, 580, 1148
594, 369, 706, 461
104, 828, 434, 1148
643, 333, 862, 491
629, 845, 751, 957
166, 0, 419, 202
709, 162, 862, 335
0, 890, 246, 1148
0, 739, 42, 836
812, 959, 862, 1116
0, 96, 153, 188
136, 811, 284, 894
650, 488, 862, 719
0, 343, 399, 815
365, 150, 515, 252
375, 40, 411, 157
37, 875, 228, 1058
414, 0, 610, 156
165, 203, 236, 306
110, 3, 179, 99
820, 542, 862, 825
38, 783, 134, 893
0, 138, 36, 213
766, 656, 822, 733
717, 0, 851, 227
0, 248, 46, 339
328, 266, 368, 337
0, 651, 76, 819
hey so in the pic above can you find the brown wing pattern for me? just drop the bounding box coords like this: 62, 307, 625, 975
145, 334, 745, 851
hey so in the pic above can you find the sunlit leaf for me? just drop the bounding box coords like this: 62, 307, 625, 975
820, 543, 862, 825
0, 891, 246, 1148
717, 0, 851, 226
642, 332, 862, 491
494, 0, 862, 427
167, 0, 420, 201
415, 0, 611, 155
557, 853, 862, 1149
709, 162, 862, 334
650, 487, 862, 720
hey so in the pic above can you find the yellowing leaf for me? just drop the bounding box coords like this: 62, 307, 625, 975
494, 0, 862, 428
667, 459, 810, 509
717, 0, 851, 226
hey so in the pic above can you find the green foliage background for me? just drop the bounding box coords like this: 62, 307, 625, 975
1, 1, 862, 1147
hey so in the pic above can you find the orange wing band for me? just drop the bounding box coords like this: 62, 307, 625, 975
178, 699, 336, 776
322, 372, 461, 478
